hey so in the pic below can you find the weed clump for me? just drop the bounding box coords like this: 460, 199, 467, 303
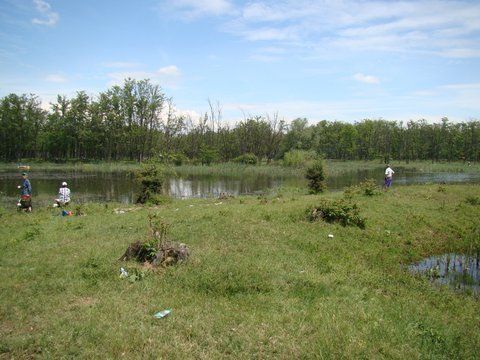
283, 149, 317, 167
135, 164, 166, 204
465, 196, 480, 205
305, 159, 327, 193
218, 192, 235, 200
306, 199, 365, 229
75, 204, 85, 216
119, 213, 189, 267
344, 178, 381, 198
233, 153, 258, 165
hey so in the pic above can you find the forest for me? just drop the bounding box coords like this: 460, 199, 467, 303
1, 78, 479, 163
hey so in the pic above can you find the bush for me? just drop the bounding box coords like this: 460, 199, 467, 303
159, 152, 189, 166
135, 164, 166, 204
199, 146, 219, 165
283, 150, 318, 167
360, 178, 380, 196
171, 153, 189, 166
305, 159, 327, 193
306, 199, 365, 229
233, 153, 258, 165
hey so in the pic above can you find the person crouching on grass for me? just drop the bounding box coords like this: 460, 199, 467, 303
54, 181, 71, 207
18, 172, 32, 212
384, 164, 394, 189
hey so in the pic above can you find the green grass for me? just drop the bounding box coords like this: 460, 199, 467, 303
1, 184, 480, 358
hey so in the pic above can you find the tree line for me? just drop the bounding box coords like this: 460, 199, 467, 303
1, 78, 479, 163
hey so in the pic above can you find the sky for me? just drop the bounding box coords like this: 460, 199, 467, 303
1, 0, 480, 123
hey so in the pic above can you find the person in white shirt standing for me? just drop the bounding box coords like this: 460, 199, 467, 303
384, 164, 394, 189
55, 181, 71, 207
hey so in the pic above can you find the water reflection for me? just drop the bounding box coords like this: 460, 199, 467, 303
1, 167, 480, 205
409, 253, 480, 295
166, 176, 295, 198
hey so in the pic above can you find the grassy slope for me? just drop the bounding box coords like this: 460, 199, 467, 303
1, 184, 480, 358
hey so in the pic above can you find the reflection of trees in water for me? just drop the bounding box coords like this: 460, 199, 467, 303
166, 177, 263, 198
2, 170, 480, 205
410, 253, 480, 294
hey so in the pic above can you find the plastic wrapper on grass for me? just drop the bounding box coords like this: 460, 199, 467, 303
306, 199, 366, 229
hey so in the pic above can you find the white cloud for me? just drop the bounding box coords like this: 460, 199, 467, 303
31, 0, 59, 27
158, 65, 181, 76
45, 74, 67, 83
237, 26, 299, 41
107, 65, 181, 88
175, 108, 201, 120
223, 1, 480, 59
160, 0, 235, 19
353, 73, 380, 84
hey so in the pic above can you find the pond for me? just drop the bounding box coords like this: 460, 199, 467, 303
409, 253, 480, 295
1, 167, 480, 206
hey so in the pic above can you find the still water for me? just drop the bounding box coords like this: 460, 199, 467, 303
409, 253, 480, 295
1, 167, 480, 205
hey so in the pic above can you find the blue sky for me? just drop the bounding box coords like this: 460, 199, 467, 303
1, 0, 480, 123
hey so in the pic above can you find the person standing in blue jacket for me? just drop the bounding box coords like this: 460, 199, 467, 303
18, 172, 32, 212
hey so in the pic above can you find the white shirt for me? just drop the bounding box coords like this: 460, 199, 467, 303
385, 167, 394, 178
59, 187, 71, 203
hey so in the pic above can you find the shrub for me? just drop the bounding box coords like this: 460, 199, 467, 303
171, 153, 189, 166
305, 159, 327, 193
233, 153, 258, 165
360, 178, 381, 196
283, 150, 318, 167
199, 146, 219, 165
135, 164, 166, 204
159, 152, 189, 166
306, 199, 365, 229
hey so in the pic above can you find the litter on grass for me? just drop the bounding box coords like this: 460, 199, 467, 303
328, 234, 334, 238
154, 309, 172, 319
119, 267, 128, 278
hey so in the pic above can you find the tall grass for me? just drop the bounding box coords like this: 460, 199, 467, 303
1, 184, 480, 358
173, 163, 299, 178
0, 159, 478, 178
325, 159, 480, 176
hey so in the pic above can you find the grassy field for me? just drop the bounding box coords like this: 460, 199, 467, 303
1, 184, 480, 358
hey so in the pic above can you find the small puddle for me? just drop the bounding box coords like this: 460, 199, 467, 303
409, 253, 480, 295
